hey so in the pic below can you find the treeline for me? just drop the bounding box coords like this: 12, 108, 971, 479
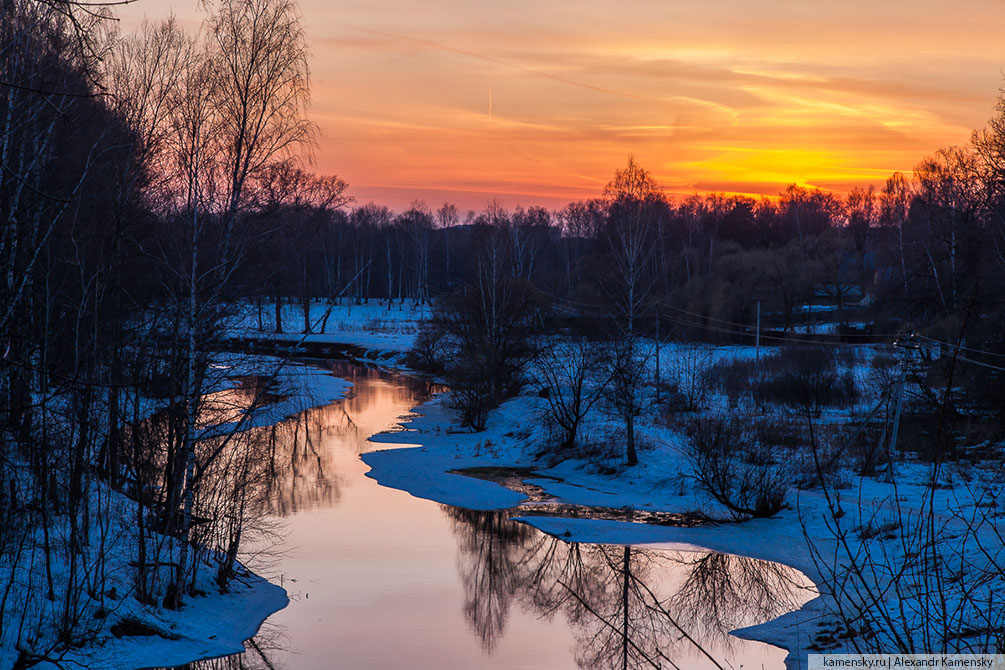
0, 0, 339, 662
265, 136, 1004, 356
277, 129, 1005, 433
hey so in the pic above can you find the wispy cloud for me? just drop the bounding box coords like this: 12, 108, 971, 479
116, 0, 1005, 210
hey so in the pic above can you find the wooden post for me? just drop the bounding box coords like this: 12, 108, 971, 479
655, 302, 661, 404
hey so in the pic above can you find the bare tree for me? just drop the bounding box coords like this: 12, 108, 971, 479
880, 171, 913, 299
208, 0, 315, 237
598, 158, 662, 465
603, 339, 649, 466
426, 227, 538, 430
913, 146, 981, 315
666, 345, 714, 412
148, 0, 316, 609
680, 413, 790, 519
437, 201, 459, 280
399, 200, 434, 304
534, 337, 604, 453
601, 158, 660, 338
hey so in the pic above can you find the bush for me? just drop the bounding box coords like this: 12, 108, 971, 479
409, 263, 538, 430
533, 338, 604, 453
680, 413, 790, 519
407, 321, 448, 374
710, 345, 859, 414
665, 345, 714, 412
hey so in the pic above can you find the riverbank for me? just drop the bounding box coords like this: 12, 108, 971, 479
42, 569, 287, 670
224, 302, 1001, 668
361, 373, 1000, 669
361, 389, 829, 667
23, 355, 353, 670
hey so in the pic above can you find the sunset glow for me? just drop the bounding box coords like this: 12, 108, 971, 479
117, 0, 1005, 210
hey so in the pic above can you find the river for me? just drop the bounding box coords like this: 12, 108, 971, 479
172, 360, 814, 670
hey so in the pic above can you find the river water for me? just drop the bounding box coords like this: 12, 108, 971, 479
176, 360, 814, 670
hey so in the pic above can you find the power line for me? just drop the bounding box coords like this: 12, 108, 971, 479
953, 353, 1005, 374
541, 288, 896, 347
916, 334, 1005, 361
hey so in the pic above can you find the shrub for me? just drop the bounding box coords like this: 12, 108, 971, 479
533, 338, 604, 453
407, 321, 448, 374
407, 256, 538, 430
680, 413, 790, 519
710, 345, 859, 414
666, 345, 714, 412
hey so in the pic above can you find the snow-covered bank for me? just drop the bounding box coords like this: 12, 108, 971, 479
225, 300, 429, 362
42, 569, 287, 670
363, 371, 1003, 669
7, 474, 291, 670
8, 355, 354, 670
362, 389, 829, 668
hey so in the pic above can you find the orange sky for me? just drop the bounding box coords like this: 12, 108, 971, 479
116, 0, 1005, 212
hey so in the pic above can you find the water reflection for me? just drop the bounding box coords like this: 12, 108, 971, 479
445, 507, 813, 669
670, 551, 807, 643
258, 407, 345, 516
165, 361, 811, 670
446, 509, 536, 652
240, 361, 443, 517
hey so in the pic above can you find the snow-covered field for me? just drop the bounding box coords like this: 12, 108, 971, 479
225, 300, 430, 357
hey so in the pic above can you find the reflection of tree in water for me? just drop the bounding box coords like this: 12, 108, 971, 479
315, 360, 446, 453
445, 507, 536, 652
445, 508, 810, 669
571, 545, 687, 670
241, 360, 442, 517
258, 405, 346, 517
158, 362, 444, 669
668, 551, 809, 645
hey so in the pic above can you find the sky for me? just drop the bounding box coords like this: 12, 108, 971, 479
115, 0, 1005, 212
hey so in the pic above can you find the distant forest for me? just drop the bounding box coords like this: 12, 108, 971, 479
246, 128, 1005, 351
264, 159, 994, 334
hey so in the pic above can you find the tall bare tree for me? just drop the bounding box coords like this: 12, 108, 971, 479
208, 0, 315, 272
599, 158, 662, 465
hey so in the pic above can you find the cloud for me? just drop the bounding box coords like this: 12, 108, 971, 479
116, 0, 1005, 209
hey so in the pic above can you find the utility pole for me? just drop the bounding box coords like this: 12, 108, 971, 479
888, 332, 919, 481
655, 302, 661, 404
755, 299, 761, 363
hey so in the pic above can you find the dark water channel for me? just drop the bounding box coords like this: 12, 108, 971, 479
174, 360, 813, 670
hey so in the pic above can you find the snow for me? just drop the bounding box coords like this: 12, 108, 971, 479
2, 353, 354, 670
359, 338, 1000, 669
39, 570, 287, 670
361, 388, 831, 667
196, 354, 354, 438
224, 300, 429, 356
0, 473, 290, 670
217, 303, 999, 667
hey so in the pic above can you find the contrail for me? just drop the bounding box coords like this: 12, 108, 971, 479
339, 24, 736, 119
489, 88, 493, 118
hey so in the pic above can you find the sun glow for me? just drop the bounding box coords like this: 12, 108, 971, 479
115, 0, 1005, 210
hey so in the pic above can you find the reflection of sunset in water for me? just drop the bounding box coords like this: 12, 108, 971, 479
178, 361, 813, 670
195, 377, 274, 430
245, 362, 443, 516
445, 508, 815, 669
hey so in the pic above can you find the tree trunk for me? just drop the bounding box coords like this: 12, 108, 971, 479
626, 413, 637, 466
